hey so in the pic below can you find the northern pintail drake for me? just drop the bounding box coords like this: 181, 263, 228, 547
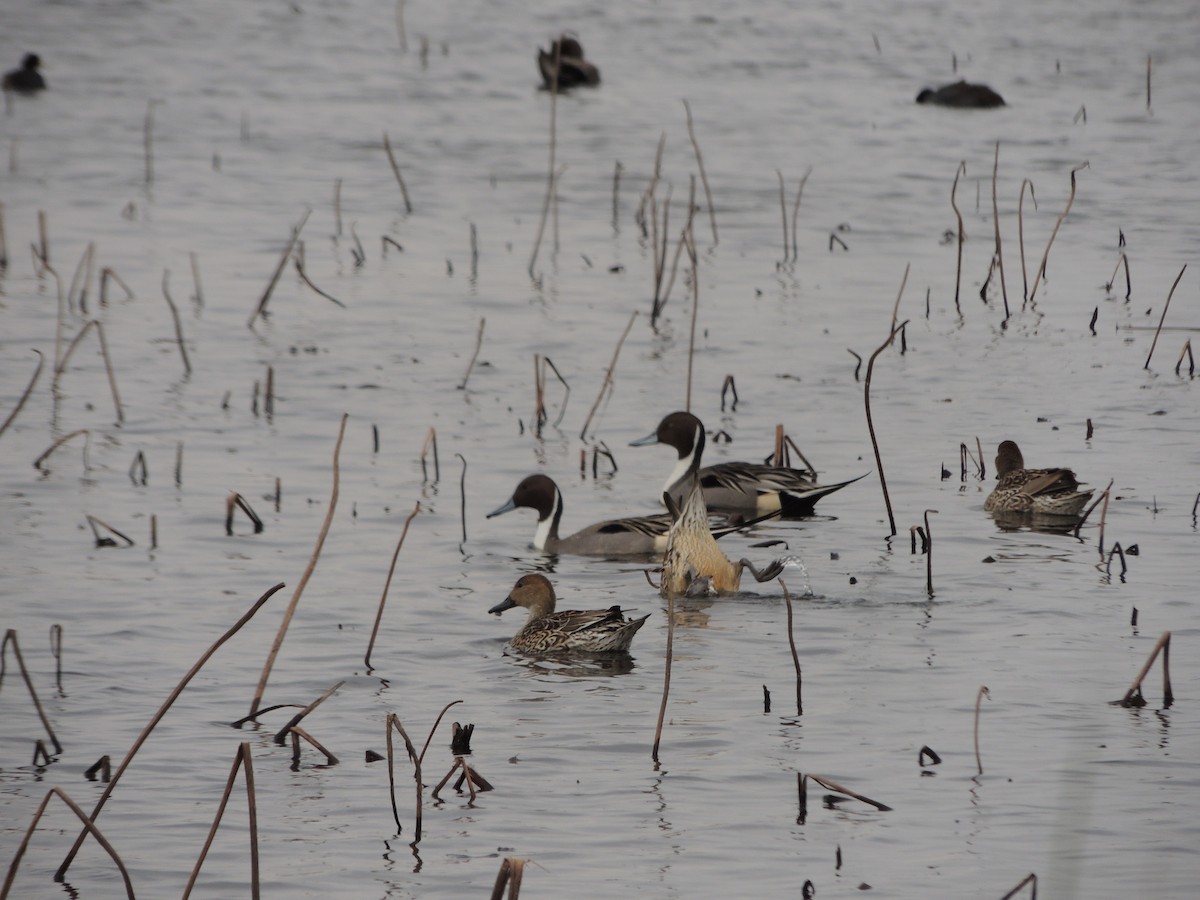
487, 473, 775, 557
660, 479, 786, 599
631, 411, 863, 515
489, 574, 648, 653
2, 54, 46, 94
916, 80, 1004, 108
537, 35, 600, 90
983, 440, 1093, 516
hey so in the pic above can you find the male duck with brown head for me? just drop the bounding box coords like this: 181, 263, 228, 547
631, 411, 862, 516
489, 574, 648, 653
916, 80, 1005, 108
537, 35, 600, 90
488, 473, 779, 557
984, 440, 1093, 517
3, 54, 47, 94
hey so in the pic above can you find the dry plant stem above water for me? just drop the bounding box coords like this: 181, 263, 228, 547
780, 580, 803, 716
801, 773, 893, 812
1106, 253, 1132, 301
271, 681, 345, 746
66, 242, 95, 315
189, 251, 203, 307
3, 787, 135, 900
1018, 179, 1036, 302
382, 133, 413, 213
863, 265, 910, 537
294, 256, 346, 307
1118, 630, 1173, 707
247, 208, 311, 329
924, 509, 938, 596
54, 582, 285, 883
456, 454, 468, 545
0, 350, 43, 441
775, 169, 789, 261
386, 713, 422, 839
974, 685, 990, 775
457, 317, 486, 390
652, 590, 676, 764
490, 857, 526, 900
1028, 162, 1088, 303
682, 100, 718, 247
1144, 264, 1187, 369
580, 310, 639, 440
420, 427, 440, 482
181, 742, 259, 900
999, 873, 1038, 900
684, 224, 700, 412
951, 161, 966, 313
365, 502, 421, 669
247, 414, 347, 720
990, 142, 1009, 318
0, 630, 63, 753
32, 428, 90, 474
655, 179, 697, 324
789, 167, 812, 262
52, 319, 125, 425
161, 269, 192, 377
100, 267, 135, 306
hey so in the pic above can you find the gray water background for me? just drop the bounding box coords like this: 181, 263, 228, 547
2, 0, 1198, 896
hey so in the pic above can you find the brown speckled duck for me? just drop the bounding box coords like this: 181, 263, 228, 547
489, 574, 648, 653
537, 35, 600, 90
983, 440, 1093, 516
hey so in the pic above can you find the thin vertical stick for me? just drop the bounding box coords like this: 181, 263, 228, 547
365, 502, 420, 668
1018, 179, 1036, 303
457, 318, 486, 390
382, 133, 413, 213
333, 178, 343, 237
37, 209, 49, 268
951, 162, 966, 313
1028, 163, 1088, 303
0, 350, 43, 440
528, 42, 560, 281
924, 509, 938, 596
684, 225, 699, 412
0, 200, 7, 270
190, 251, 204, 307
386, 713, 422, 840
54, 584, 284, 883
456, 454, 468, 545
1144, 265, 1187, 369
579, 310, 638, 440
162, 270, 192, 377
612, 160, 622, 232
247, 415, 347, 720
1119, 631, 1173, 707
990, 141, 1009, 318
0, 630, 63, 752
264, 366, 274, 420
1146, 54, 1152, 111
974, 685, 990, 775
775, 170, 789, 261
682, 99, 718, 247
651, 591, 675, 763
181, 743, 260, 900
789, 168, 812, 262
143, 99, 159, 187
248, 208, 311, 328
863, 266, 909, 536
780, 580, 803, 715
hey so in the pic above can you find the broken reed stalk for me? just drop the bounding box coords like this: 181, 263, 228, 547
382, 133, 413, 213
32, 428, 90, 474
54, 584, 284, 883
456, 454, 468, 545
364, 502, 421, 668
86, 514, 134, 548
1146, 54, 1152, 111
579, 310, 639, 440
612, 160, 622, 231
863, 265, 910, 536
66, 242, 95, 315
801, 773, 892, 812
789, 167, 812, 262
682, 100, 718, 246
490, 857, 526, 900
264, 366, 274, 420
1028, 162, 1088, 303
1096, 481, 1113, 557
780, 580, 803, 716
775, 169, 789, 261
534, 355, 570, 429
1175, 339, 1195, 376
951, 161, 966, 313
247, 208, 311, 328
246, 414, 347, 720
271, 681, 345, 745
990, 141, 1009, 318
650, 185, 673, 315
1143, 264, 1187, 369
294, 256, 346, 307
161, 270, 192, 377
999, 873, 1038, 900
37, 210, 49, 268
385, 713, 422, 839
1106, 253, 1132, 301
420, 427, 440, 482
0, 350, 44, 440
653, 178, 697, 325
55, 319, 124, 424
143, 99, 159, 186
974, 685, 990, 775
469, 222, 478, 280
190, 251, 203, 307
651, 591, 675, 763
527, 43, 560, 282
333, 178, 343, 237
684, 224, 700, 412
457, 317, 486, 390
100, 267, 134, 306
0, 630, 64, 753
49, 624, 63, 691
4, 787, 135, 900
1018, 179, 1036, 303
289, 725, 338, 766
181, 742, 259, 900
924, 509, 938, 595
1118, 630, 1173, 707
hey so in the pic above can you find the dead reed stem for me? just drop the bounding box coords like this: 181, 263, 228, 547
37, 209, 49, 268
271, 681, 345, 745
365, 502, 421, 668
1146, 54, 1152, 111
684, 224, 699, 412
181, 742, 259, 900
382, 133, 413, 213
189, 251, 203, 307
1118, 630, 1173, 707
66, 242, 95, 315
863, 265, 910, 536
534, 355, 570, 430
247, 414, 346, 720
1175, 339, 1194, 376
527, 43, 560, 282
457, 317, 486, 390
780, 580, 803, 716
386, 713, 422, 839
1028, 162, 1088, 303
653, 178, 697, 325
974, 685, 990, 775
490, 857, 526, 900
1096, 481, 1113, 557
789, 167, 812, 262
682, 100, 718, 247
951, 161, 966, 313
86, 514, 134, 548
4, 787, 135, 900
1018, 179, 1036, 303
55, 583, 284, 883
420, 427, 439, 482
295, 256, 346, 307
1144, 264, 1187, 369
32, 428, 90, 474
142, 99, 161, 187
579, 310, 638, 440
801, 773, 892, 812
0, 350, 43, 440
990, 142, 1009, 318
0, 630, 63, 753
264, 366, 274, 420
49, 624, 63, 692
289, 725, 338, 765
1106, 253, 1132, 301
775, 169, 789, 261
999, 873, 1038, 900
100, 267, 134, 306
612, 160, 622, 231
651, 591, 675, 763
247, 208, 311, 328
161, 269, 192, 377
333, 178, 343, 237
456, 454, 468, 545
650, 185, 672, 314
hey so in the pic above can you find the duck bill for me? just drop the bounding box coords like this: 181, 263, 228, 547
486, 497, 517, 519
488, 597, 517, 615
628, 430, 660, 447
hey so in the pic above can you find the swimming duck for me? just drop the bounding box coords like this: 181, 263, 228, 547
630, 411, 863, 515
660, 479, 787, 599
487, 473, 775, 556
537, 35, 600, 90
489, 573, 648, 653
983, 440, 1093, 516
2, 54, 47, 94
916, 80, 1005, 108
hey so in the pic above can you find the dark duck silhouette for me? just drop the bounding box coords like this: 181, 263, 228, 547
538, 36, 600, 90
3, 54, 47, 94
916, 80, 1004, 108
